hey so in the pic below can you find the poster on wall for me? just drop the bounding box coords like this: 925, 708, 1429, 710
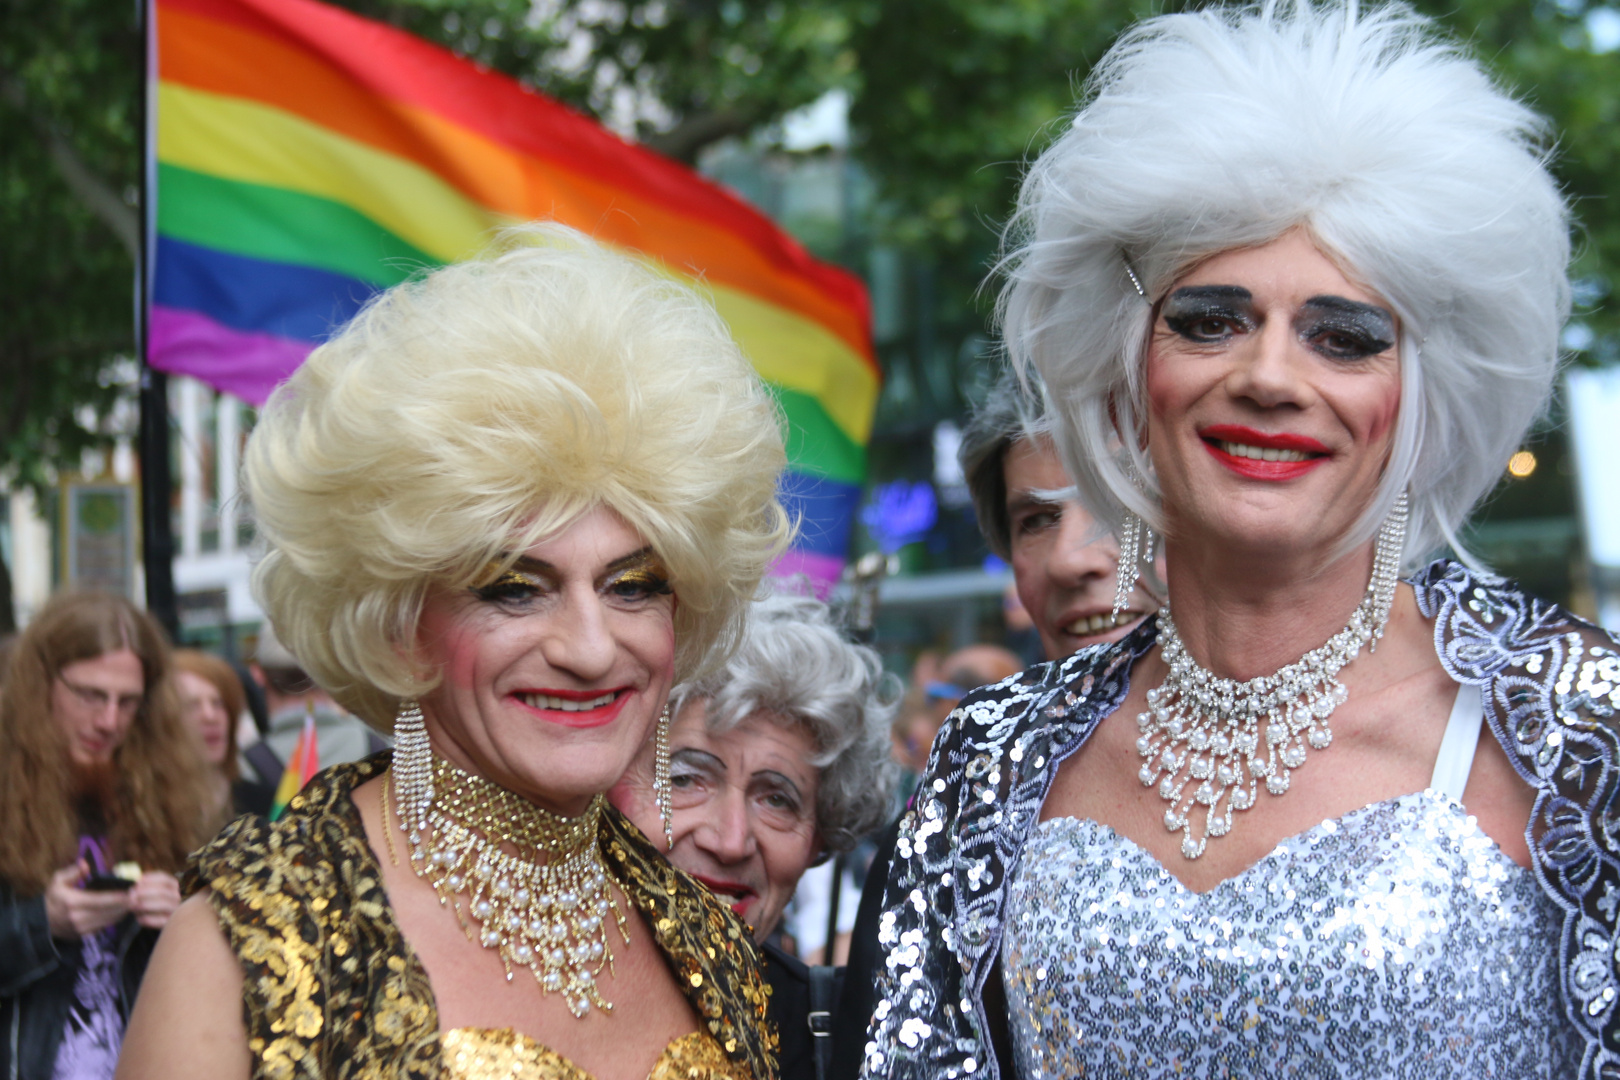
63, 483, 139, 600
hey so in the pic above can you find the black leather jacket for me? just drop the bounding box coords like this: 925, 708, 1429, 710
0, 882, 156, 1080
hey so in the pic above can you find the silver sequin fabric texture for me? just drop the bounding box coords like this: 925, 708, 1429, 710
1003, 792, 1580, 1078
859, 564, 1620, 1080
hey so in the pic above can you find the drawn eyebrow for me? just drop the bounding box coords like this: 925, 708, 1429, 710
503, 555, 558, 579
752, 770, 805, 803
604, 547, 660, 574
1300, 295, 1396, 330
1164, 285, 1253, 305
672, 747, 725, 774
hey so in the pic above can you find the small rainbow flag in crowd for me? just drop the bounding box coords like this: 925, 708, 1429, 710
151, 0, 879, 589
267, 710, 319, 821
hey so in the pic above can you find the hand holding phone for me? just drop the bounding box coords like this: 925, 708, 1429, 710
81, 873, 136, 892
45, 861, 133, 940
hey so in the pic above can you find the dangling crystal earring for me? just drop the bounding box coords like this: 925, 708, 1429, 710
653, 705, 672, 849
1113, 512, 1151, 621
392, 699, 432, 827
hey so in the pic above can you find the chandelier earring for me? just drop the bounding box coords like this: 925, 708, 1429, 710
392, 698, 431, 821
654, 705, 673, 849
1112, 511, 1152, 622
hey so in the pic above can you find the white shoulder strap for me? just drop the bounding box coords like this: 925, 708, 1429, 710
1430, 682, 1485, 803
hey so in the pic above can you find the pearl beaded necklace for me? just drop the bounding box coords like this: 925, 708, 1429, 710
391, 701, 629, 1015
1136, 492, 1409, 860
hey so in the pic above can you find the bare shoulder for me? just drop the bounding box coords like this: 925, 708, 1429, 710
116, 893, 251, 1080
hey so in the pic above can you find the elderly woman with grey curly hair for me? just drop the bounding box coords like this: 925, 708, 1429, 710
613, 589, 899, 1080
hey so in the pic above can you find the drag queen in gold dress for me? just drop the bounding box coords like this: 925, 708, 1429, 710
116, 227, 791, 1080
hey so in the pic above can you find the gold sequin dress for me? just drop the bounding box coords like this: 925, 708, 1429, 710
183, 754, 777, 1080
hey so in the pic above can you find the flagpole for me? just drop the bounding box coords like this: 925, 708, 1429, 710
136, 0, 179, 640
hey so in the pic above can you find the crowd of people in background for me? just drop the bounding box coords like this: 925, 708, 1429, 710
0, 594, 390, 1078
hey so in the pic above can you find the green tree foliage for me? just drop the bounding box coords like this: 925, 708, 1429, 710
337, 0, 861, 162
1, 0, 138, 494
1, 0, 141, 630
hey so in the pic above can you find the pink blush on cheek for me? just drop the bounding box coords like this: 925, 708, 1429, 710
434, 627, 482, 689
415, 602, 483, 690
1357, 384, 1402, 461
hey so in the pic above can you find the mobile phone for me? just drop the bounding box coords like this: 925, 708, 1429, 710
81, 874, 135, 892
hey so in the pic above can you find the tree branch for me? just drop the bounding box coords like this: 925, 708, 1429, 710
641, 107, 760, 164
0, 67, 138, 260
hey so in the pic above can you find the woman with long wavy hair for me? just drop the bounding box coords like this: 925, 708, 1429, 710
0, 591, 208, 1080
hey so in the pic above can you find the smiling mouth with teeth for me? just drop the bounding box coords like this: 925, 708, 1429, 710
1065, 610, 1142, 637
1212, 440, 1316, 463
518, 691, 619, 711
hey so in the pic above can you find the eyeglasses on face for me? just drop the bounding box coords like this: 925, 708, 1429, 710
58, 677, 144, 717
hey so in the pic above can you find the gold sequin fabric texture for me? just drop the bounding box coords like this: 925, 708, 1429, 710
440, 1028, 744, 1080
857, 561, 1619, 1079
1003, 796, 1578, 1077
183, 754, 777, 1080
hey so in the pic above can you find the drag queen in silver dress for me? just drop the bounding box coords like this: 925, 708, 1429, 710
858, 4, 1607, 1077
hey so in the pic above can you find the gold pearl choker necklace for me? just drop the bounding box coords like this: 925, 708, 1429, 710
390, 727, 629, 1016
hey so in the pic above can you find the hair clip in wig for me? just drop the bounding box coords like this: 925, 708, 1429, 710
1121, 254, 1148, 300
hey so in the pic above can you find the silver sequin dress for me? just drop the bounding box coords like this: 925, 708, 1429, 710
1003, 793, 1578, 1078
858, 564, 1615, 1080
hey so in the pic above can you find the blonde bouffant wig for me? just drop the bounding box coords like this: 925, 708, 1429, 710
244, 225, 792, 730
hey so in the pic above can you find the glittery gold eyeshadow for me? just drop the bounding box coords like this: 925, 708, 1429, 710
608, 560, 673, 596
470, 563, 545, 600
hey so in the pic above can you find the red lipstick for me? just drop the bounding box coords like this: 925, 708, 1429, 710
690, 874, 756, 918
1199, 424, 1329, 481
510, 686, 630, 728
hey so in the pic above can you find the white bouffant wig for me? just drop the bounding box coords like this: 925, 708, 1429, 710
999, 0, 1571, 567
245, 225, 792, 729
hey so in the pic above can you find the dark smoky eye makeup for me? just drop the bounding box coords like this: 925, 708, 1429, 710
1295, 297, 1396, 360
1012, 502, 1061, 534
1160, 286, 1257, 339
754, 772, 806, 816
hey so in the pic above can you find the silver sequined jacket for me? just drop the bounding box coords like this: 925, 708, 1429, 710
858, 561, 1620, 1079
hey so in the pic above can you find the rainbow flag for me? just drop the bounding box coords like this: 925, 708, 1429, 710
151, 0, 879, 589
267, 710, 319, 821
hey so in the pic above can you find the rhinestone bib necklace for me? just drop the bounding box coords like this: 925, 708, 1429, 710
390, 709, 629, 1015
1136, 492, 1408, 860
